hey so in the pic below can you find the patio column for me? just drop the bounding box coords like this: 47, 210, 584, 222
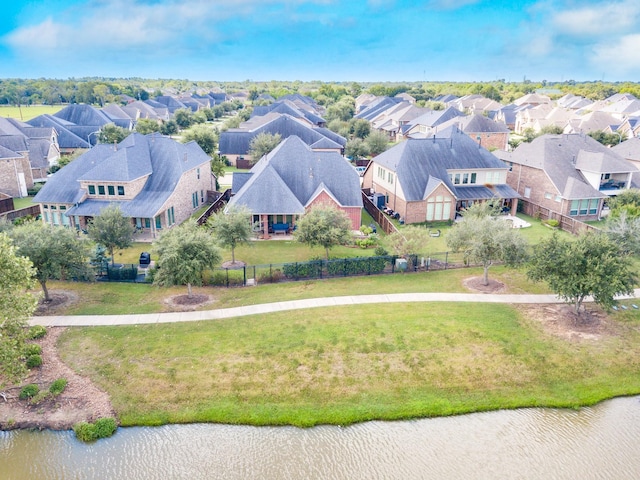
262, 214, 269, 238
511, 198, 518, 216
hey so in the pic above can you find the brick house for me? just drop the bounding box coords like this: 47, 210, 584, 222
435, 114, 510, 151
33, 133, 213, 237
227, 135, 362, 236
362, 126, 519, 224
501, 134, 637, 221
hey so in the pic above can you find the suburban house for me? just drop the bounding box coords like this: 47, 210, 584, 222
33, 133, 213, 236
612, 137, 640, 170
362, 126, 519, 224
402, 106, 466, 139
251, 99, 327, 127
500, 133, 638, 221
436, 114, 510, 150
219, 113, 346, 166
227, 135, 362, 236
0, 117, 60, 196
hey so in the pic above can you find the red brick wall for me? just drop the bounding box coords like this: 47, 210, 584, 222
306, 190, 362, 230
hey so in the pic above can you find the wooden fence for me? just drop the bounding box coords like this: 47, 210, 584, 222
518, 200, 599, 235
0, 205, 41, 222
361, 190, 398, 235
196, 189, 232, 226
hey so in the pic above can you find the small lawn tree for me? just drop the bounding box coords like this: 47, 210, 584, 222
87, 204, 135, 266
365, 130, 390, 156
248, 132, 282, 163
385, 226, 430, 258
10, 222, 93, 302
0, 233, 38, 387
153, 220, 222, 297
528, 232, 637, 314
295, 204, 352, 260
182, 124, 217, 155
446, 202, 528, 285
207, 205, 253, 265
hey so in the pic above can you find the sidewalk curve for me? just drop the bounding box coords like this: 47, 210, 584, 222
29, 289, 640, 327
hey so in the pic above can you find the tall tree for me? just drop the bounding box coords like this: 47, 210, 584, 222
153, 220, 221, 297
87, 204, 135, 266
446, 203, 528, 285
345, 138, 370, 160
248, 132, 282, 163
207, 205, 253, 264
0, 233, 38, 388
98, 124, 129, 145
365, 130, 390, 156
295, 204, 352, 259
182, 124, 217, 155
10, 222, 93, 302
174, 108, 194, 128
528, 232, 636, 314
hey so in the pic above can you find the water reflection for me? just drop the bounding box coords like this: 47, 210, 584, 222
1, 396, 639, 479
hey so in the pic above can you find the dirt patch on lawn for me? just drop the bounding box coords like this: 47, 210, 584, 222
517, 304, 619, 342
34, 290, 79, 316
221, 260, 246, 269
163, 293, 215, 311
463, 276, 506, 294
0, 327, 116, 431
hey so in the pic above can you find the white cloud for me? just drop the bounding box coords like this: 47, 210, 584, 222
3, 0, 330, 56
592, 33, 640, 73
551, 0, 640, 37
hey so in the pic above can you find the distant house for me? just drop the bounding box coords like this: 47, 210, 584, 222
251, 100, 327, 127
219, 113, 346, 166
436, 114, 510, 150
501, 134, 637, 221
0, 117, 60, 196
227, 136, 362, 236
362, 126, 519, 223
402, 106, 466, 139
33, 133, 213, 236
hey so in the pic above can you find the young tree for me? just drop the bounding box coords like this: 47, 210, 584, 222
365, 130, 390, 156
248, 132, 282, 163
603, 210, 640, 254
606, 189, 640, 219
295, 204, 353, 259
153, 220, 222, 297
384, 226, 430, 258
10, 222, 93, 302
87, 204, 135, 265
0, 233, 38, 387
174, 108, 194, 129
446, 204, 528, 285
135, 118, 161, 134
350, 119, 371, 139
182, 124, 217, 155
207, 205, 253, 264
98, 124, 129, 145
160, 119, 179, 137
528, 232, 636, 314
345, 138, 370, 160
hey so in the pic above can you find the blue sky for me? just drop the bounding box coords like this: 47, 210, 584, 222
2, 0, 640, 82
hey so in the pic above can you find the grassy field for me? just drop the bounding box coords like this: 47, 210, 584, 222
0, 105, 63, 121
58, 301, 640, 427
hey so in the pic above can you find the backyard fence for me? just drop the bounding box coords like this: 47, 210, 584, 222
518, 200, 599, 235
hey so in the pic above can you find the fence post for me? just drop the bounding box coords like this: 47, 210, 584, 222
226, 268, 229, 288
445, 252, 448, 269
243, 266, 246, 286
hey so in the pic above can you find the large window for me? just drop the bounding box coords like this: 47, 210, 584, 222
570, 199, 599, 216
166, 207, 175, 226
118, 185, 125, 196
426, 195, 452, 221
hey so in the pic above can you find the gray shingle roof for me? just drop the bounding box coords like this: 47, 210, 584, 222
373, 126, 509, 202
27, 114, 91, 149
34, 133, 210, 218
227, 136, 362, 214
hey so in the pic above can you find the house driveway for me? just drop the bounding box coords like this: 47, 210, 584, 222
30, 290, 640, 327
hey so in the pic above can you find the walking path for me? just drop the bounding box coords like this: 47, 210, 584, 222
30, 289, 640, 327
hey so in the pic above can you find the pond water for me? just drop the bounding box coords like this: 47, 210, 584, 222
1, 396, 639, 479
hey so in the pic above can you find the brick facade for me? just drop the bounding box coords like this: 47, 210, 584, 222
468, 132, 509, 151
306, 190, 361, 230
0, 156, 33, 197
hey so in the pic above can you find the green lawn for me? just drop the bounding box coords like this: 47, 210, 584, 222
0, 105, 63, 121
58, 301, 640, 427
11, 196, 36, 210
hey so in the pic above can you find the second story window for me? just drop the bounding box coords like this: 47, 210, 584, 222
88, 185, 96, 195
118, 186, 125, 195
98, 185, 105, 195
108, 185, 115, 196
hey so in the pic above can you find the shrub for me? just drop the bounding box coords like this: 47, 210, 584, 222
49, 378, 68, 396
29, 391, 50, 405
375, 246, 389, 256
19, 384, 40, 400
258, 269, 284, 284
73, 417, 118, 442
26, 354, 43, 368
543, 218, 560, 228
24, 344, 42, 356
27, 325, 47, 339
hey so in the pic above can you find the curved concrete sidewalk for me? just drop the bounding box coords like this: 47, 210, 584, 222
29, 289, 640, 327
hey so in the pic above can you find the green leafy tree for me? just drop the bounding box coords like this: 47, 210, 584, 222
365, 130, 390, 156
87, 204, 135, 266
98, 124, 129, 145
207, 205, 253, 264
345, 138, 370, 160
528, 232, 636, 314
350, 119, 371, 139
295, 204, 352, 259
384, 226, 430, 257
248, 132, 282, 163
10, 222, 93, 302
447, 204, 528, 285
210, 155, 226, 190
135, 118, 161, 134
174, 108, 194, 129
605, 189, 640, 218
603, 211, 640, 254
153, 220, 222, 297
182, 124, 217, 155
0, 233, 38, 387
588, 130, 624, 147
160, 119, 179, 136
